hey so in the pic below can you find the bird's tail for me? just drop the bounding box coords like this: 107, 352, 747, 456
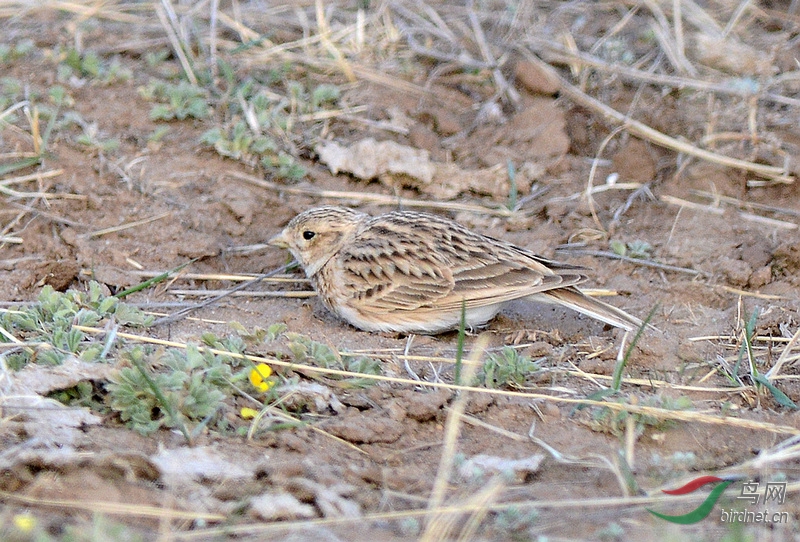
536, 287, 645, 332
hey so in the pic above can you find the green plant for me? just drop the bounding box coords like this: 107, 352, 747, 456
0, 281, 152, 369
145, 49, 171, 68
227, 321, 287, 344
148, 125, 170, 143
588, 394, 692, 437
733, 309, 797, 409
200, 121, 276, 161
139, 80, 210, 120
58, 48, 132, 85
200, 78, 340, 180
506, 159, 517, 210
0, 38, 34, 63
0, 82, 67, 175
610, 239, 653, 259
49, 380, 96, 409
284, 332, 381, 387
262, 151, 306, 181
106, 344, 245, 436
477, 346, 540, 388
75, 125, 120, 153
492, 506, 539, 537
0, 76, 24, 119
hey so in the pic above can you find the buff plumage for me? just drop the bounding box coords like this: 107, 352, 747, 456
269, 206, 642, 334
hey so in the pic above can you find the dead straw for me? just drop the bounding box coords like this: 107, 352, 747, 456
523, 56, 792, 183
228, 170, 515, 216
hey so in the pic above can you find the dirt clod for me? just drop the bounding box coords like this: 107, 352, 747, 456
402, 389, 453, 421
321, 413, 404, 444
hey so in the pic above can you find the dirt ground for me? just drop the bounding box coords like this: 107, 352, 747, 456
2, 1, 800, 540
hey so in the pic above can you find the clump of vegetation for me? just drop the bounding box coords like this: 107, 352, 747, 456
587, 394, 692, 436
74, 121, 120, 152
476, 346, 540, 388
284, 332, 381, 387
0, 38, 34, 63
139, 79, 210, 120
58, 48, 132, 85
610, 239, 653, 259
2, 512, 145, 542
0, 281, 152, 368
227, 321, 287, 345
106, 344, 246, 436
200, 79, 342, 180
491, 506, 539, 538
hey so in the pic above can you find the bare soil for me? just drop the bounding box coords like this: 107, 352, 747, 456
2, 2, 800, 540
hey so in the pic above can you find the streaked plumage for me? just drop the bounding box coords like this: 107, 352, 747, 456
269, 206, 642, 334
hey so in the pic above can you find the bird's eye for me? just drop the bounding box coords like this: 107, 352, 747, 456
302, 230, 316, 240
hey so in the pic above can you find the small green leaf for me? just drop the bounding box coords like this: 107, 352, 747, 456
610, 240, 627, 257
754, 374, 798, 409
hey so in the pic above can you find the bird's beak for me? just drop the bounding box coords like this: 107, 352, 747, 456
268, 231, 290, 249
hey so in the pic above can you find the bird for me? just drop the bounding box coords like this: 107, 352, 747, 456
268, 206, 643, 334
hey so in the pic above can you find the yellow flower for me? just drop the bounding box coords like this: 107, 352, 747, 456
249, 363, 274, 392
240, 407, 259, 420
13, 513, 36, 532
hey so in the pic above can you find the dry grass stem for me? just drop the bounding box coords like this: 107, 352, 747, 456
423, 333, 488, 541
168, 289, 316, 298
228, 171, 515, 216
689, 189, 800, 218
718, 286, 791, 301
766, 327, 800, 379
526, 57, 791, 182
156, 0, 198, 86
0, 185, 86, 199
131, 270, 310, 284
0, 489, 224, 521
661, 195, 799, 229
0, 169, 63, 186
556, 246, 707, 276
84, 212, 172, 238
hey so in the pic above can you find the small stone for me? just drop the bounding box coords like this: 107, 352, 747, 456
542, 402, 561, 419
580, 357, 613, 375
514, 59, 560, 95
59, 227, 79, 246
466, 392, 494, 414
403, 389, 452, 422
717, 256, 753, 287
89, 265, 133, 290
276, 432, 309, 454
431, 110, 461, 135
321, 413, 404, 444
250, 492, 316, 521
35, 260, 79, 291
612, 138, 656, 183
408, 123, 440, 154
457, 454, 544, 483
739, 243, 771, 269
525, 341, 553, 358
386, 401, 407, 422
748, 265, 772, 289
223, 196, 256, 225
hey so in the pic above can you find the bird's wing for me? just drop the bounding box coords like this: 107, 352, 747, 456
335, 215, 587, 313
336, 231, 455, 311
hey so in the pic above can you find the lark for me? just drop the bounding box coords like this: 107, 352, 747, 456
269, 206, 643, 334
